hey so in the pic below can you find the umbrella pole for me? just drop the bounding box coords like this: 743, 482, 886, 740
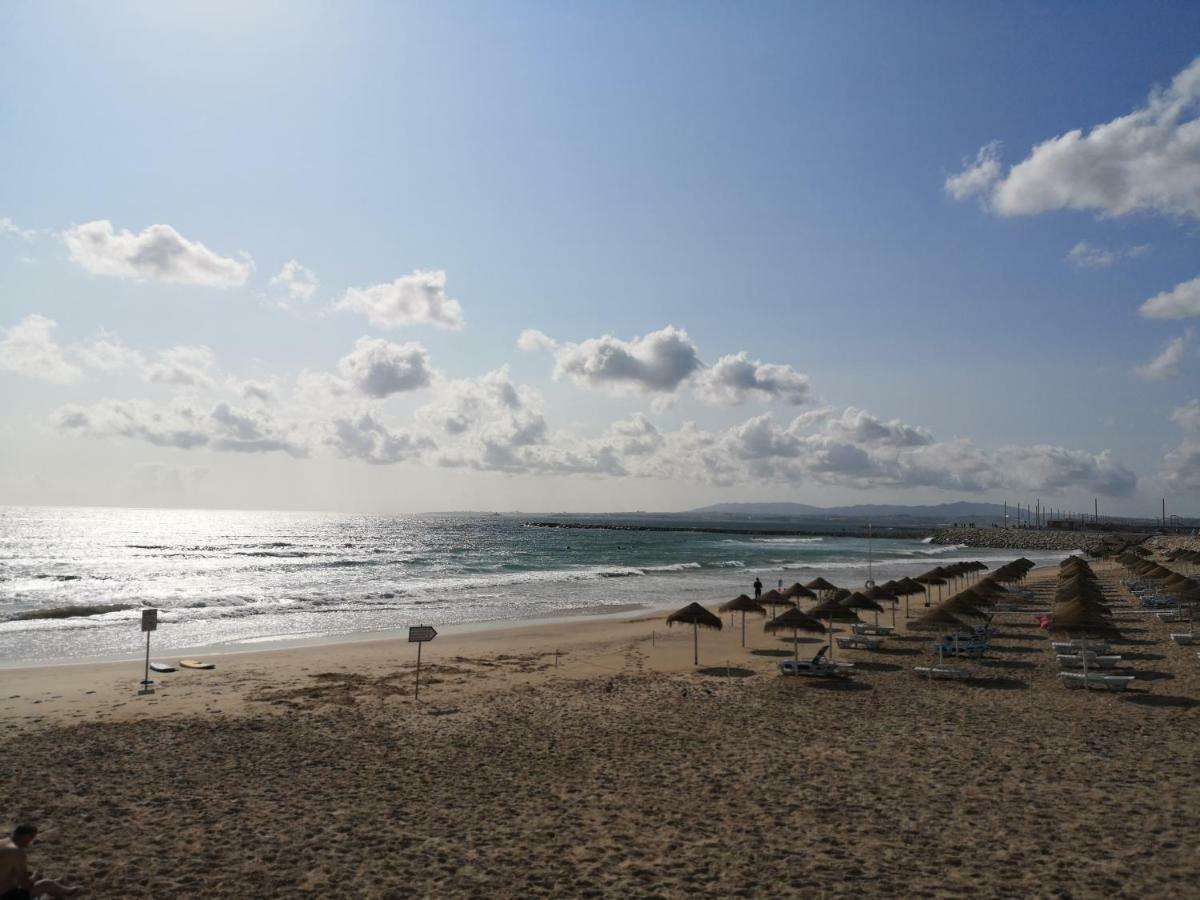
741, 610, 746, 648
793, 629, 799, 664
693, 622, 699, 666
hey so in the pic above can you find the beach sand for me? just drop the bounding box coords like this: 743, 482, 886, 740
2, 561, 1198, 898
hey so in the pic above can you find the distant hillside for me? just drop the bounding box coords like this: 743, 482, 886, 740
687, 501, 1006, 521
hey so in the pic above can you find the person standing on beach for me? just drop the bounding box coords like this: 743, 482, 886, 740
0, 825, 80, 899
753, 577, 762, 599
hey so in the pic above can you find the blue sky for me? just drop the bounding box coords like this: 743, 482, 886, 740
3, 1, 1200, 516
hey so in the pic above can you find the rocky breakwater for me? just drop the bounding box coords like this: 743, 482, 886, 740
928, 527, 1111, 555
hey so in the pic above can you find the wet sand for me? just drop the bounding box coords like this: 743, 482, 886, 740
2, 562, 1198, 898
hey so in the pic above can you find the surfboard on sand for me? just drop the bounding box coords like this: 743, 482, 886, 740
178, 659, 215, 670
149, 662, 176, 673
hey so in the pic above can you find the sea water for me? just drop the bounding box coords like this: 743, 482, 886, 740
0, 506, 1072, 663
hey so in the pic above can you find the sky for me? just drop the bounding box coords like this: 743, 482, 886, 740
2, 1, 1200, 517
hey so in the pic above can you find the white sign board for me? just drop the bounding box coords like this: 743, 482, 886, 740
141, 608, 158, 632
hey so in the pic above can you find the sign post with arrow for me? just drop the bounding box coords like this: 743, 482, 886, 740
408, 625, 437, 700
139, 608, 158, 696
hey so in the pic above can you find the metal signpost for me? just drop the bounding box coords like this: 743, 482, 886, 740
408, 625, 437, 700
139, 608, 158, 695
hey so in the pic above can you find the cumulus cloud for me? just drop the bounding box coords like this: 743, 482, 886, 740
143, 345, 217, 389
267, 259, 318, 308
944, 142, 1003, 201
0, 314, 81, 383
948, 57, 1200, 219
1066, 241, 1149, 268
336, 337, 434, 398
693, 353, 811, 405
63, 220, 250, 287
336, 270, 464, 330
1171, 400, 1200, 433
1140, 275, 1200, 319
227, 378, 277, 404
1135, 332, 1190, 380
74, 333, 145, 371
1161, 401, 1200, 491
327, 413, 434, 465
52, 397, 306, 456
0, 216, 38, 240
517, 329, 558, 352
551, 326, 702, 395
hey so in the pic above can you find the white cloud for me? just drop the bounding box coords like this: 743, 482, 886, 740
336, 337, 434, 398
1140, 275, 1200, 319
227, 378, 277, 404
693, 352, 811, 405
75, 333, 145, 371
944, 142, 1002, 201
0, 216, 38, 240
327, 413, 434, 465
52, 397, 306, 456
949, 57, 1200, 219
517, 329, 559, 352
0, 314, 81, 383
267, 259, 318, 308
1135, 332, 1190, 380
142, 345, 217, 389
336, 270, 464, 330
63, 220, 250, 287
1066, 241, 1149, 269
551, 325, 702, 395
1171, 400, 1200, 433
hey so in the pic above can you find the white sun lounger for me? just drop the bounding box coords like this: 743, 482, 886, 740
1056, 654, 1123, 670
912, 666, 969, 680
778, 657, 854, 677
851, 623, 894, 636
1052, 640, 1111, 655
1058, 672, 1135, 691
1170, 633, 1195, 645
1157, 611, 1188, 623
836, 635, 882, 651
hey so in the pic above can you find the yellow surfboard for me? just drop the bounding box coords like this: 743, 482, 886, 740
178, 659, 215, 670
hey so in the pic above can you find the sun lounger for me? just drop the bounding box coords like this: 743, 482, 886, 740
1056, 653, 1123, 670
912, 666, 969, 680
851, 623, 894, 636
936, 643, 986, 658
1058, 672, 1135, 691
778, 659, 852, 678
1170, 633, 1195, 645
1157, 611, 1187, 623
1052, 640, 1111, 654
836, 635, 882, 651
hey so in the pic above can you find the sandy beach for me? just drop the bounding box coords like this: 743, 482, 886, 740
3, 560, 1198, 898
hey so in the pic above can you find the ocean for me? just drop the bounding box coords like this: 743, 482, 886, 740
0, 506, 1074, 664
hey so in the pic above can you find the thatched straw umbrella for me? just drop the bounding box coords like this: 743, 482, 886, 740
807, 597, 860, 658
758, 588, 794, 621
782, 582, 817, 603
666, 602, 723, 665
866, 584, 900, 627
720, 594, 766, 648
805, 577, 839, 599
908, 604, 971, 675
915, 571, 947, 608
765, 607, 826, 663
842, 592, 884, 625
893, 577, 926, 619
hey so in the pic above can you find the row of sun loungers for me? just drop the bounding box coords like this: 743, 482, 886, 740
1058, 671, 1135, 691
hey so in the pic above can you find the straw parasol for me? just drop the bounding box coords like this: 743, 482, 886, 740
782, 582, 817, 602
719, 594, 766, 648
666, 602, 723, 665
765, 607, 826, 663
915, 570, 947, 607
908, 604, 971, 675
807, 597, 860, 658
758, 588, 794, 621
866, 584, 900, 627
893, 577, 926, 619
805, 577, 839, 598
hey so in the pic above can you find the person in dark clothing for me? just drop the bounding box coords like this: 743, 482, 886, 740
753, 577, 763, 599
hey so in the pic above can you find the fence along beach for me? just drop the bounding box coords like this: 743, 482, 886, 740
3, 537, 1199, 897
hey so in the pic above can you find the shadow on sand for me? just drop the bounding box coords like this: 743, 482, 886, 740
965, 676, 1028, 691
849, 660, 901, 673
1119, 693, 1199, 709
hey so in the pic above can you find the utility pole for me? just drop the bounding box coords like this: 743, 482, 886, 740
1094, 497, 1098, 526
1163, 498, 1167, 529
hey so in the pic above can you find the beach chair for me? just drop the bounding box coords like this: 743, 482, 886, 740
836, 635, 882, 651
778, 646, 853, 678
1055, 653, 1123, 670
1058, 672, 1135, 691
1169, 632, 1195, 645
1052, 640, 1111, 655
851, 623, 894, 636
